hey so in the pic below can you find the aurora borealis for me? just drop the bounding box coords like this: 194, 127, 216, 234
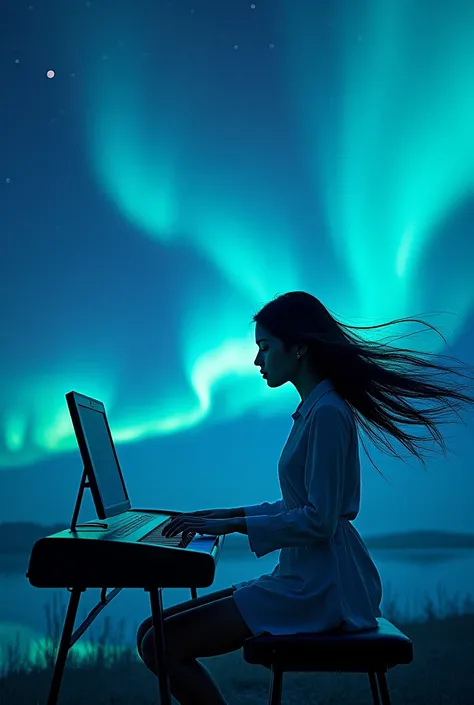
1, 0, 474, 472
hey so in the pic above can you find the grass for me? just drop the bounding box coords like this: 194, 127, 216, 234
1, 582, 474, 704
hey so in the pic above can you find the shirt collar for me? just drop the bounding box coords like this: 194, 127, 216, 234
291, 378, 335, 420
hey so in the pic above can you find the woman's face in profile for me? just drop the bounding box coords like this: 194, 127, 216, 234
254, 324, 298, 388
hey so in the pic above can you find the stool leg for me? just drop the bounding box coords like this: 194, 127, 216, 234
376, 671, 391, 705
368, 672, 380, 705
269, 666, 283, 705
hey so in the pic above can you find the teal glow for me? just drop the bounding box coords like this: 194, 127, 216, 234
1, 1, 473, 470
283, 0, 474, 321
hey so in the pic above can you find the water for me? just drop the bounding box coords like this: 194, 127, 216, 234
0, 544, 473, 668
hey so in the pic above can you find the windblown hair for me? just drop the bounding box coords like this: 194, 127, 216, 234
252, 291, 474, 479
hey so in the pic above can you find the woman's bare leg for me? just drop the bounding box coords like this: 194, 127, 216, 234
136, 586, 236, 659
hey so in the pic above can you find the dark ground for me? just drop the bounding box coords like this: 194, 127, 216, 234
1, 612, 473, 704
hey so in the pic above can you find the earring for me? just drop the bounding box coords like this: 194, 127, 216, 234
297, 352, 301, 359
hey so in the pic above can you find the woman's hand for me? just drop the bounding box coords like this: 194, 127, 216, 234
162, 515, 239, 538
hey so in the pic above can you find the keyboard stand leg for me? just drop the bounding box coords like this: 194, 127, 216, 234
146, 587, 172, 705
46, 587, 84, 705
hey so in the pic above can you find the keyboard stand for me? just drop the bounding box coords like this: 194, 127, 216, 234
41, 465, 198, 705
45, 583, 180, 705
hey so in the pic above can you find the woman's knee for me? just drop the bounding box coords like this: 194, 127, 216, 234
140, 627, 155, 664
136, 616, 154, 657
136, 586, 237, 658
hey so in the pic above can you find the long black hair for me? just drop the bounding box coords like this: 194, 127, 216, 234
252, 291, 474, 479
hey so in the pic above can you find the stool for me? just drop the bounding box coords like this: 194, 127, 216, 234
242, 617, 413, 705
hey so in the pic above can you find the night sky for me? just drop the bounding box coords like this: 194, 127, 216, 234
1, 0, 474, 537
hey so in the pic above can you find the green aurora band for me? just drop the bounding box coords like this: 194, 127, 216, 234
2, 0, 474, 470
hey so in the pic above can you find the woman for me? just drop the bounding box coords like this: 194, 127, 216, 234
137, 291, 474, 705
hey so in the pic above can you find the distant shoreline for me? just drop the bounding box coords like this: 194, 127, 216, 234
0, 521, 473, 555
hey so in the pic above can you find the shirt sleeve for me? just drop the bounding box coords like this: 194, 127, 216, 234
242, 500, 285, 517
245, 405, 351, 558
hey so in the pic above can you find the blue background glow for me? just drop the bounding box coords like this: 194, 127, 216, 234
1, 0, 474, 536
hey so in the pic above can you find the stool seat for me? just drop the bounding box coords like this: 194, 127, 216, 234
243, 617, 413, 674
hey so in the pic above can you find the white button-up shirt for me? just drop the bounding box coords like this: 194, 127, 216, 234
232, 378, 383, 635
